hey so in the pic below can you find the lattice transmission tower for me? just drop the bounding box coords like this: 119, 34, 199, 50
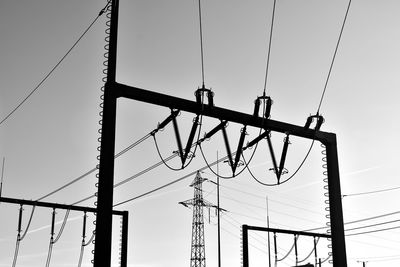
179, 171, 217, 267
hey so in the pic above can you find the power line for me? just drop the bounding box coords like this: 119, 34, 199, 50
343, 185, 400, 198
114, 169, 204, 208
197, 0, 206, 86
0, 1, 111, 127
37, 132, 151, 201
345, 211, 400, 226
356, 255, 400, 263
345, 219, 400, 232
306, 211, 400, 233
346, 225, 400, 237
316, 0, 352, 114
262, 0, 277, 95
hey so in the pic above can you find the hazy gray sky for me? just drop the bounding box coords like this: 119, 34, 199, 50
1, 0, 400, 266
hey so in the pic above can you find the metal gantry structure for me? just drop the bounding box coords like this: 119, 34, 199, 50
0, 196, 128, 267
179, 172, 217, 267
93, 0, 348, 266
242, 225, 331, 267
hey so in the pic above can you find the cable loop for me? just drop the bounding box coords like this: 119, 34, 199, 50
244, 136, 315, 186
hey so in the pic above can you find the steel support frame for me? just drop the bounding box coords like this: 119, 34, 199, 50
0, 197, 128, 267
94, 0, 347, 266
242, 225, 331, 267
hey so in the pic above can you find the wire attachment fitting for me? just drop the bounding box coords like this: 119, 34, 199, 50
253, 95, 273, 119
304, 114, 325, 131
195, 85, 214, 108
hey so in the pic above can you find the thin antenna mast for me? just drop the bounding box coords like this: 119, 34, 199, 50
267, 196, 272, 267
0, 157, 5, 197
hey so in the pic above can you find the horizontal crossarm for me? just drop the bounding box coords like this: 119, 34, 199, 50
114, 82, 334, 144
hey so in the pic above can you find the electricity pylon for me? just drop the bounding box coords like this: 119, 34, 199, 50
179, 171, 217, 267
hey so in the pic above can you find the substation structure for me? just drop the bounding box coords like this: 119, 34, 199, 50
242, 225, 331, 267
93, 0, 348, 266
0, 196, 128, 267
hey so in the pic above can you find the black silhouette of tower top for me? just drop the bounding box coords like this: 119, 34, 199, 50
179, 171, 217, 267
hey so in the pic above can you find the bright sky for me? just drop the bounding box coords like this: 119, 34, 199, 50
1, 0, 400, 267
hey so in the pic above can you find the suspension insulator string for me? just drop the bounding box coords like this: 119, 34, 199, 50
294, 234, 298, 265
78, 212, 87, 267
12, 205, 23, 267
45, 209, 56, 267
273, 232, 278, 266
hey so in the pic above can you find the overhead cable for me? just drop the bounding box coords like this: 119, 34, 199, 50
345, 219, 400, 232
197, 0, 206, 86
343, 185, 400, 198
0, 1, 111, 127
316, 0, 352, 114
37, 132, 151, 201
346, 225, 400, 237
262, 0, 277, 95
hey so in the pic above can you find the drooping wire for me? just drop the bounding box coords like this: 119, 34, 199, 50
52, 209, 70, 244
297, 237, 320, 264
152, 113, 203, 171
198, 144, 247, 179
152, 134, 182, 171
197, 121, 262, 179
316, 0, 352, 114
276, 235, 299, 262
19, 205, 36, 241
44, 209, 70, 267
0, 1, 111, 127
78, 213, 95, 267
244, 139, 315, 186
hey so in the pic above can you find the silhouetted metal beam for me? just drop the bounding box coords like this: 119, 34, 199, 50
93, 0, 119, 266
0, 196, 124, 215
115, 82, 334, 143
242, 225, 331, 238
94, 0, 347, 266
120, 211, 129, 267
325, 136, 347, 267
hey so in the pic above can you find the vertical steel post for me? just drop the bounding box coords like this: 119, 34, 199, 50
324, 135, 347, 267
242, 225, 249, 267
120, 211, 129, 267
93, 0, 119, 266
216, 170, 221, 267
